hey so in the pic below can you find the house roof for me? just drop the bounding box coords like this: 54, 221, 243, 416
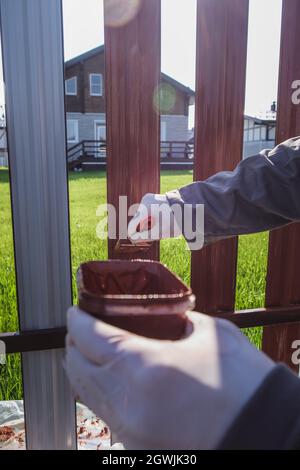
244, 114, 276, 125
65, 45, 195, 97
65, 45, 105, 67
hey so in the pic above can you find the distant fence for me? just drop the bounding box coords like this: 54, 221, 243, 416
0, 140, 278, 170
67, 140, 194, 170
67, 139, 278, 170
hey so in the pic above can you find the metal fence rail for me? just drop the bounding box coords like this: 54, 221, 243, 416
0, 0, 76, 449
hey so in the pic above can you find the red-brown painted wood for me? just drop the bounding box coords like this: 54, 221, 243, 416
191, 0, 249, 313
104, 0, 160, 260
262, 0, 300, 372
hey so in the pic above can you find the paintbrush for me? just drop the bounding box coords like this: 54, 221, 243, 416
115, 216, 154, 254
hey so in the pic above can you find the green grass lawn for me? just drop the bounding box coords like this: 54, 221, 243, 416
0, 169, 268, 400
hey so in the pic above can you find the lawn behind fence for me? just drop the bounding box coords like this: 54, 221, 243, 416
0, 169, 268, 400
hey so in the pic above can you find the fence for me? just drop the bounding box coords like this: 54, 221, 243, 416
66, 139, 194, 170
0, 0, 300, 450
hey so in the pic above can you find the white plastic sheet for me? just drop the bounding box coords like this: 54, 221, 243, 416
0, 401, 123, 450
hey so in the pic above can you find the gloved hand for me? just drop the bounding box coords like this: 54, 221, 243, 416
128, 193, 182, 243
65, 307, 274, 450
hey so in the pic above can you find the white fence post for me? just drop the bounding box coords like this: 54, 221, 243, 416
0, 0, 76, 449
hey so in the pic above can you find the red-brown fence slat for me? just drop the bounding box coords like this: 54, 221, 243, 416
191, 0, 249, 313
262, 0, 300, 372
104, 0, 161, 260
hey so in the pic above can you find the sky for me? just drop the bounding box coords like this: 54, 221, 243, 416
0, 0, 282, 120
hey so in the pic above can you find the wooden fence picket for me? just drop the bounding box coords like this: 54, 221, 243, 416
191, 0, 249, 313
104, 0, 161, 261
262, 0, 300, 372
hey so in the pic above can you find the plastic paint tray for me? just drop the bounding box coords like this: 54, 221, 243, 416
77, 260, 195, 340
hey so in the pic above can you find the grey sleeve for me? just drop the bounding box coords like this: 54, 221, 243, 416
166, 137, 300, 245
218, 364, 300, 450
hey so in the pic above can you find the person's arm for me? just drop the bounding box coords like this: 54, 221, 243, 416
218, 364, 300, 450
166, 137, 300, 245
128, 137, 300, 245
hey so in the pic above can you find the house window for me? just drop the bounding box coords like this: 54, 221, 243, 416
268, 126, 276, 141
90, 74, 103, 96
260, 126, 267, 141
160, 121, 167, 141
65, 77, 77, 96
67, 119, 79, 143
95, 121, 106, 141
254, 127, 261, 141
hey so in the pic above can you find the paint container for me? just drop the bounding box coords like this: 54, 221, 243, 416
77, 260, 195, 340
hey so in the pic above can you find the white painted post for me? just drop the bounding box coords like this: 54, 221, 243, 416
0, 0, 76, 449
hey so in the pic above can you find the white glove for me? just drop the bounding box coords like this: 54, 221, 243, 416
65, 307, 274, 450
127, 193, 182, 243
